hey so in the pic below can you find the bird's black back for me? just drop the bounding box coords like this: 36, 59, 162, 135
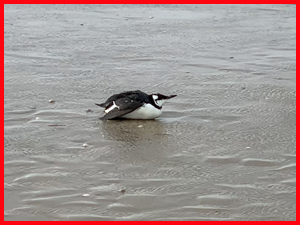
97, 90, 154, 108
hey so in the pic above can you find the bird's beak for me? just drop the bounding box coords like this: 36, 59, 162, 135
166, 95, 177, 99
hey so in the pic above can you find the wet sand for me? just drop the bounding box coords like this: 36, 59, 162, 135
4, 4, 296, 221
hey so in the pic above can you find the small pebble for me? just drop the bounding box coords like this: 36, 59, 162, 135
49, 99, 55, 103
80, 23, 84, 26
83, 143, 89, 148
120, 189, 126, 194
138, 125, 143, 128
83, 194, 90, 197
35, 117, 40, 120
149, 16, 154, 19
86, 109, 93, 113
246, 146, 251, 149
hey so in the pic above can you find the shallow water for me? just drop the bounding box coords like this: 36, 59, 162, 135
4, 4, 296, 221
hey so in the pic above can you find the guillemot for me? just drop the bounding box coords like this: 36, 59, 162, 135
95, 90, 177, 120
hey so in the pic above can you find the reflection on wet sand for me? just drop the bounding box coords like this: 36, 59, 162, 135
98, 119, 172, 164
100, 120, 166, 142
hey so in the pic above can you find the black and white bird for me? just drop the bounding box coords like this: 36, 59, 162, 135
95, 90, 177, 120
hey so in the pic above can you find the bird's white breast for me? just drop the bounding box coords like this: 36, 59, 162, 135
121, 103, 162, 119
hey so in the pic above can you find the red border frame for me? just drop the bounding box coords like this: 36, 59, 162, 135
2, 2, 5, 222
3, 2, 297, 222
296, 2, 298, 223
2, 1, 298, 3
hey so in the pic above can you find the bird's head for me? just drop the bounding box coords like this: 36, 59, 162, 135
151, 93, 177, 108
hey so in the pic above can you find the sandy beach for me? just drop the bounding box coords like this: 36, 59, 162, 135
4, 4, 296, 221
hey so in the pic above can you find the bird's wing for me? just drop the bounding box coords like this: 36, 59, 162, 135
99, 96, 143, 120
100, 108, 136, 120
95, 90, 143, 108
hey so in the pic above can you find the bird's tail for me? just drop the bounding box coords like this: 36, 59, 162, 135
95, 103, 106, 108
